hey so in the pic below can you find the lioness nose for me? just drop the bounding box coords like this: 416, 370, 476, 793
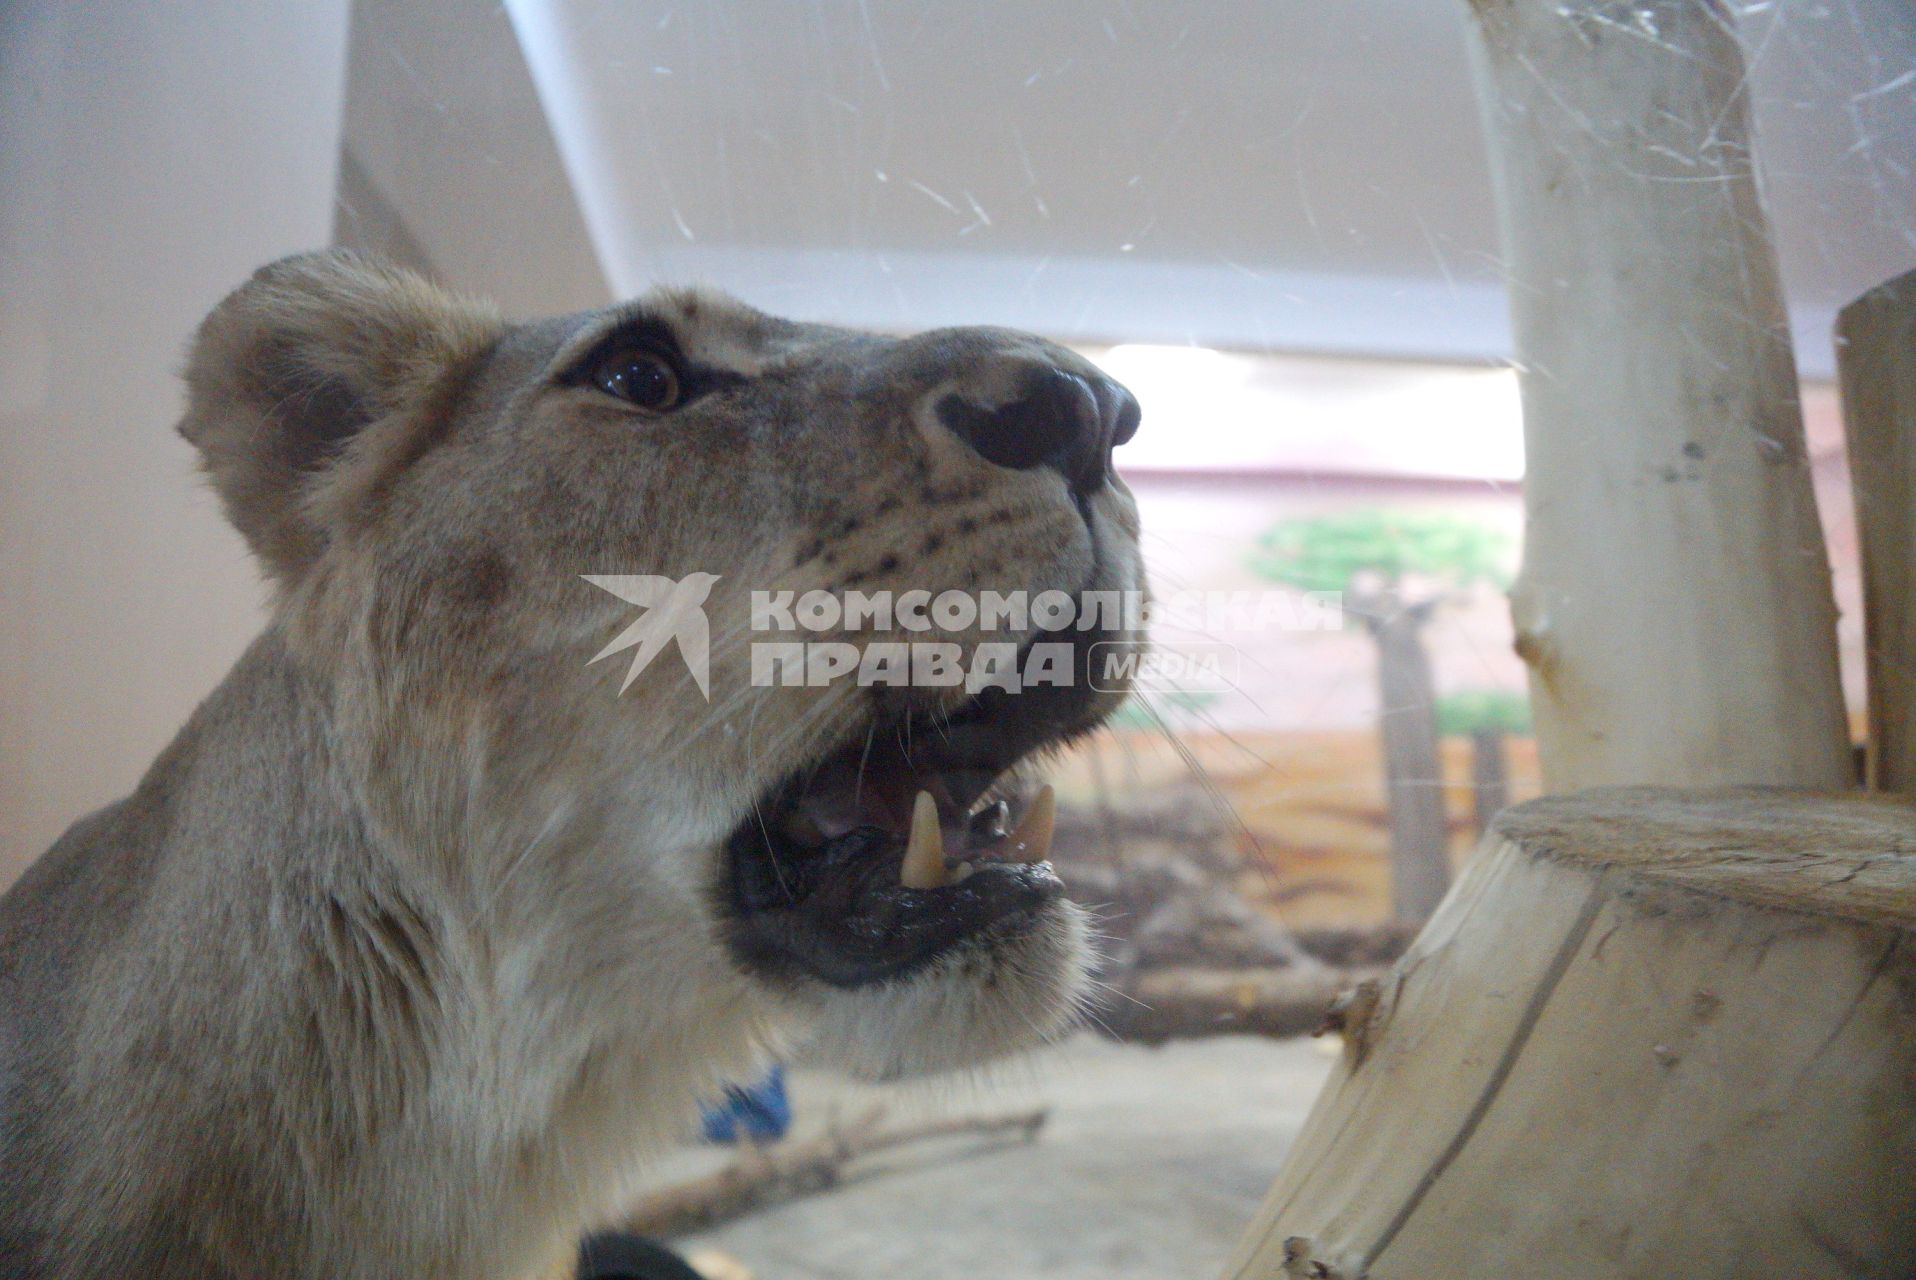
935, 366, 1140, 494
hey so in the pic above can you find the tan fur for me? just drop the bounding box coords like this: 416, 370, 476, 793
0, 252, 1143, 1278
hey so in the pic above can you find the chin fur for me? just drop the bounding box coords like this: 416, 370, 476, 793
793, 899, 1095, 1082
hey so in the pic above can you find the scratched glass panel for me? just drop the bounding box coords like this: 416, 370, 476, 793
1, 1, 1910, 1277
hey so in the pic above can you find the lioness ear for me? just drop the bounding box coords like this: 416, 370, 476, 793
178, 251, 503, 584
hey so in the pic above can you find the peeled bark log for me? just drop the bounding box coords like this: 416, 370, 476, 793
1838, 268, 1916, 794
1474, 0, 1849, 793
1101, 964, 1387, 1045
1222, 788, 1916, 1280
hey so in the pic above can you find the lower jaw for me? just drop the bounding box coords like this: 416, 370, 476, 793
721, 849, 1067, 989
717, 619, 1128, 989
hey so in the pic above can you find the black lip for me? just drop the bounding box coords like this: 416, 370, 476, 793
725, 817, 1064, 987
717, 626, 1129, 989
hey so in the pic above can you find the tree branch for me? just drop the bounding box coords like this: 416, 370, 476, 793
617, 1106, 1049, 1239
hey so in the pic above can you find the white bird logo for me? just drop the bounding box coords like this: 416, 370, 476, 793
582, 573, 721, 699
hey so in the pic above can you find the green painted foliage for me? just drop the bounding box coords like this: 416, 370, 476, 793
1110, 688, 1221, 731
1435, 688, 1533, 737
1248, 510, 1514, 596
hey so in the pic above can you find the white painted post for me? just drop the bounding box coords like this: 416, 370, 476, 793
1481, 0, 1850, 792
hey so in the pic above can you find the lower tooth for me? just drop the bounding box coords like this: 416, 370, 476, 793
1009, 785, 1057, 864
951, 861, 976, 882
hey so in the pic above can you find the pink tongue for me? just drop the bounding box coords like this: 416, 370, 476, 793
789, 752, 974, 850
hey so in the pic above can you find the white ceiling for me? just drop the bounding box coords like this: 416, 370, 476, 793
343, 0, 1916, 377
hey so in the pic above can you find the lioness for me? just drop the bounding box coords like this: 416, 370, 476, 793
0, 252, 1144, 1278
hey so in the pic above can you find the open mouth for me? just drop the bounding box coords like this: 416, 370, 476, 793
718, 672, 1114, 989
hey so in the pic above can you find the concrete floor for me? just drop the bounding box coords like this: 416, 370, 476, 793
639, 1033, 1336, 1280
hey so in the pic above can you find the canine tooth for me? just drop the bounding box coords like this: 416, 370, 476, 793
1010, 785, 1056, 864
900, 790, 949, 888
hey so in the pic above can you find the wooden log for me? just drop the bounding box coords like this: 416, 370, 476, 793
1469, 0, 1850, 793
1221, 787, 1916, 1280
1838, 268, 1916, 794
1101, 964, 1388, 1045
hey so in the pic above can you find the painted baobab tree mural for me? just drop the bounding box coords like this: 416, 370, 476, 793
1249, 510, 1511, 923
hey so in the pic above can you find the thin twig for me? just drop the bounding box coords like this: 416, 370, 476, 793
620, 1106, 1049, 1238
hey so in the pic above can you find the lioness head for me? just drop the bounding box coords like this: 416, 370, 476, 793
179, 252, 1142, 1088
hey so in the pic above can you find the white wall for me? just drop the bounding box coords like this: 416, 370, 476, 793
504, 0, 1909, 378
0, 1, 352, 883
337, 0, 609, 317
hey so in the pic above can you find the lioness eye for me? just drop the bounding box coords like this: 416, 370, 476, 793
592, 349, 681, 411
